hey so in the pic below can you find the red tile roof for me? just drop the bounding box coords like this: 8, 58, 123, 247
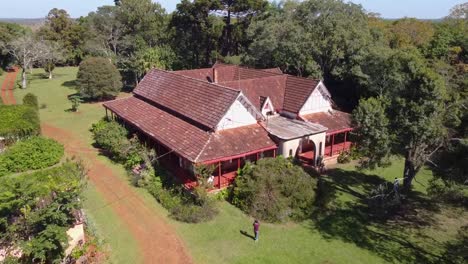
301, 110, 352, 133
173, 66, 321, 115
173, 68, 212, 81
283, 76, 320, 114
197, 125, 277, 163
134, 69, 240, 130
220, 75, 286, 111
103, 97, 276, 163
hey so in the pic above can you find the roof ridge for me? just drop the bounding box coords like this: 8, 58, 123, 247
194, 133, 213, 163
155, 68, 242, 94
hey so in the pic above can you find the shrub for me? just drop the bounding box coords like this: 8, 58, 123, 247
232, 156, 317, 222
91, 119, 128, 159
77, 57, 122, 101
69, 94, 82, 112
0, 137, 64, 176
22, 93, 39, 110
0, 161, 85, 263
337, 151, 351, 164
170, 200, 218, 223
0, 105, 40, 141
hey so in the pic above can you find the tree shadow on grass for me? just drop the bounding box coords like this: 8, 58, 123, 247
62, 80, 77, 89
310, 169, 445, 264
323, 168, 388, 201
311, 204, 443, 263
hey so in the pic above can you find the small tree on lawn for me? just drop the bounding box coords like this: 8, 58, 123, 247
42, 41, 64, 79
352, 49, 459, 192
22, 93, 39, 110
76, 57, 122, 101
68, 94, 81, 112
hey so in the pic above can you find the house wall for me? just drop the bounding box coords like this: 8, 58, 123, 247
299, 83, 332, 115
216, 96, 258, 130
277, 132, 327, 163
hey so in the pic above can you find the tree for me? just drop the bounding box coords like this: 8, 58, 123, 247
232, 157, 317, 222
42, 41, 64, 79
0, 35, 48, 88
84, 5, 123, 60
351, 97, 391, 169
38, 8, 87, 64
352, 50, 452, 191
447, 2, 468, 19
22, 93, 39, 110
76, 57, 122, 101
388, 18, 435, 49
0, 22, 28, 68
134, 46, 176, 78
114, 0, 167, 84
211, 0, 268, 56
246, 0, 372, 78
245, 1, 321, 77
170, 0, 223, 68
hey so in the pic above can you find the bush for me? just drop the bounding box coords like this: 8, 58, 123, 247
146, 176, 218, 223
22, 93, 39, 110
337, 151, 351, 164
232, 156, 317, 222
0, 105, 40, 141
77, 57, 122, 101
91, 119, 128, 159
0, 137, 64, 176
427, 178, 467, 206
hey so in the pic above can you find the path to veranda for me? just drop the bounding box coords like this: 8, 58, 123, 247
0, 72, 193, 264
0, 67, 18, 105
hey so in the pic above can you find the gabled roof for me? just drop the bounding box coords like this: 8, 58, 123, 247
103, 96, 276, 163
173, 66, 321, 115
220, 75, 286, 111
301, 110, 352, 133
283, 76, 320, 114
133, 69, 240, 130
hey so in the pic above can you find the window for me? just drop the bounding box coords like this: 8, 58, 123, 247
319, 142, 322, 156
289, 149, 293, 157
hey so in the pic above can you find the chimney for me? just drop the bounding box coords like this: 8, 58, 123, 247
213, 68, 218, 83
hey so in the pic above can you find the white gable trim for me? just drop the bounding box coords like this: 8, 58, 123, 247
261, 97, 275, 116
299, 81, 332, 115
215, 93, 262, 131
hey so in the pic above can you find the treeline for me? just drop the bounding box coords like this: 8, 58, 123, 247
0, 0, 466, 102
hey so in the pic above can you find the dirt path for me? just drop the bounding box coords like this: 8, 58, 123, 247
0, 67, 18, 105
42, 123, 193, 264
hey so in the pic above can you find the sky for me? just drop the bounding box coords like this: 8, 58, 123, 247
0, 0, 465, 19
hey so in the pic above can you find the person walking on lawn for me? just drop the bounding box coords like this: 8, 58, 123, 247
253, 219, 260, 242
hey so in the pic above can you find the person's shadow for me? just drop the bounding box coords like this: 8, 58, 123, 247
240, 230, 255, 240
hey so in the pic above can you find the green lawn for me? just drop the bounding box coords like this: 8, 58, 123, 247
14, 67, 141, 264
0, 71, 6, 104
14, 67, 467, 264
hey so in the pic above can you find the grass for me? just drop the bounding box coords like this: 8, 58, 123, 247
0, 70, 6, 104
14, 67, 140, 264
14, 67, 467, 264
168, 160, 467, 264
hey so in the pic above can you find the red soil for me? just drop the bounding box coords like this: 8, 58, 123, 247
0, 67, 19, 105
42, 124, 193, 264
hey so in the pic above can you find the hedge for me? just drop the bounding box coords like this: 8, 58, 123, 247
0, 136, 64, 176
0, 105, 40, 140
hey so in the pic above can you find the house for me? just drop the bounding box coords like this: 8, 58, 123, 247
103, 63, 352, 189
